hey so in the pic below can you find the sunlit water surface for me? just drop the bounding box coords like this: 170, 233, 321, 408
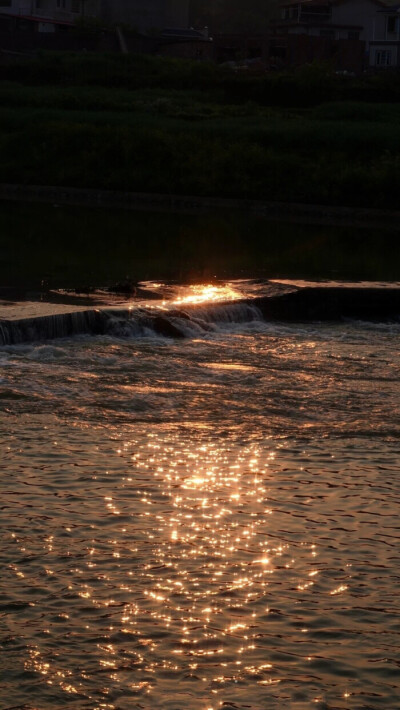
1, 292, 400, 710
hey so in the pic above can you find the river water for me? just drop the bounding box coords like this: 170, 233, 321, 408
1, 282, 400, 710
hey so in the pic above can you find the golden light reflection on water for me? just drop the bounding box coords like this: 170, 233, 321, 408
170, 284, 242, 306
85, 433, 310, 703
18, 420, 331, 708
11, 407, 375, 709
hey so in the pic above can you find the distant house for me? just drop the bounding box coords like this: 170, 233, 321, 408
276, 0, 386, 42
271, 0, 396, 71
0, 0, 101, 33
0, 0, 189, 33
369, 3, 400, 66
0, 0, 209, 57
102, 1, 189, 32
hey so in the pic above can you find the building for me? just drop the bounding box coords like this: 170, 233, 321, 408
275, 0, 386, 42
0, 1, 100, 26
102, 1, 189, 32
0, 1, 101, 34
271, 0, 396, 71
0, 0, 189, 32
369, 3, 400, 66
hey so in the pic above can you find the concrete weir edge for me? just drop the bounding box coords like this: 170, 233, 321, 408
1, 288, 400, 346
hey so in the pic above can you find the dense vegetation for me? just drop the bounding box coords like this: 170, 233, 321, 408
1, 53, 400, 209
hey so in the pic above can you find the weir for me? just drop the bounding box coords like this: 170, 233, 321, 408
0, 287, 399, 346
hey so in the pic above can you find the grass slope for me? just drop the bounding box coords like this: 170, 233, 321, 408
1, 54, 400, 208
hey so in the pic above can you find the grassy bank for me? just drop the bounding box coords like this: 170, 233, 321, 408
1, 54, 400, 208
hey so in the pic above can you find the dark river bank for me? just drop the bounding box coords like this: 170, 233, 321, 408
1, 201, 400, 291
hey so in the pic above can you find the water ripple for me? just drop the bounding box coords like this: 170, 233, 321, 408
1, 321, 399, 708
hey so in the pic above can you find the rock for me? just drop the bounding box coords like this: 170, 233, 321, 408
152, 315, 185, 338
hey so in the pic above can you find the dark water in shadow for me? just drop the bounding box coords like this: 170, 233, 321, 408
1, 201, 399, 290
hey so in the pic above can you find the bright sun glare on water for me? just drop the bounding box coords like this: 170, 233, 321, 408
171, 284, 242, 305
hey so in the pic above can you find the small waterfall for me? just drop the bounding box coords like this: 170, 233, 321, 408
191, 302, 262, 324
0, 301, 264, 346
0, 309, 110, 346
1, 287, 399, 346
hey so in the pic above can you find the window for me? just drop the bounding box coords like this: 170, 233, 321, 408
387, 16, 397, 34
57, 0, 67, 8
348, 31, 359, 40
71, 0, 80, 12
0, 0, 12, 6
376, 50, 392, 66
282, 7, 298, 20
